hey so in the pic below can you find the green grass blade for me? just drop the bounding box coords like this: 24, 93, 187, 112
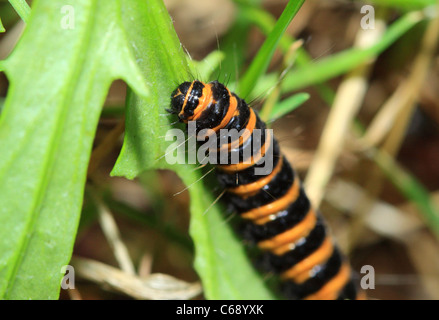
239, 4, 335, 104
8, 0, 31, 22
280, 11, 426, 93
0, 0, 148, 299
240, 4, 296, 57
246, 10, 426, 100
238, 0, 305, 98
372, 150, 439, 239
367, 0, 437, 10
269, 92, 309, 121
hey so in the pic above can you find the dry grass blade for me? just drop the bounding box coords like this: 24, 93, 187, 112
304, 19, 386, 208
71, 256, 203, 300
358, 6, 439, 151
347, 7, 439, 247
96, 197, 136, 275
326, 179, 424, 241
357, 80, 417, 151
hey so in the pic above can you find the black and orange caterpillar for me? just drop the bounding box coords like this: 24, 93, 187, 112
169, 80, 362, 300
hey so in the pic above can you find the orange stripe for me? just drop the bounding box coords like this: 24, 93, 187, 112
281, 237, 333, 282
303, 263, 351, 300
208, 89, 238, 133
253, 214, 276, 225
194, 89, 238, 143
258, 209, 317, 252
240, 176, 299, 221
218, 108, 257, 153
192, 84, 213, 119
218, 129, 273, 172
179, 81, 195, 119
253, 207, 299, 225
228, 156, 283, 196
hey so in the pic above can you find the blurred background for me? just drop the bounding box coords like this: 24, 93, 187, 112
1, 0, 439, 300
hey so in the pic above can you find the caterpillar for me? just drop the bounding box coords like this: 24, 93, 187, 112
168, 80, 362, 300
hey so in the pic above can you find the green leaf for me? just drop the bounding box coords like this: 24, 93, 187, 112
111, 0, 276, 299
238, 0, 305, 98
111, 0, 191, 178
0, 0, 148, 299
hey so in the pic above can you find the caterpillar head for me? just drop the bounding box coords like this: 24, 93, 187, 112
169, 80, 205, 122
